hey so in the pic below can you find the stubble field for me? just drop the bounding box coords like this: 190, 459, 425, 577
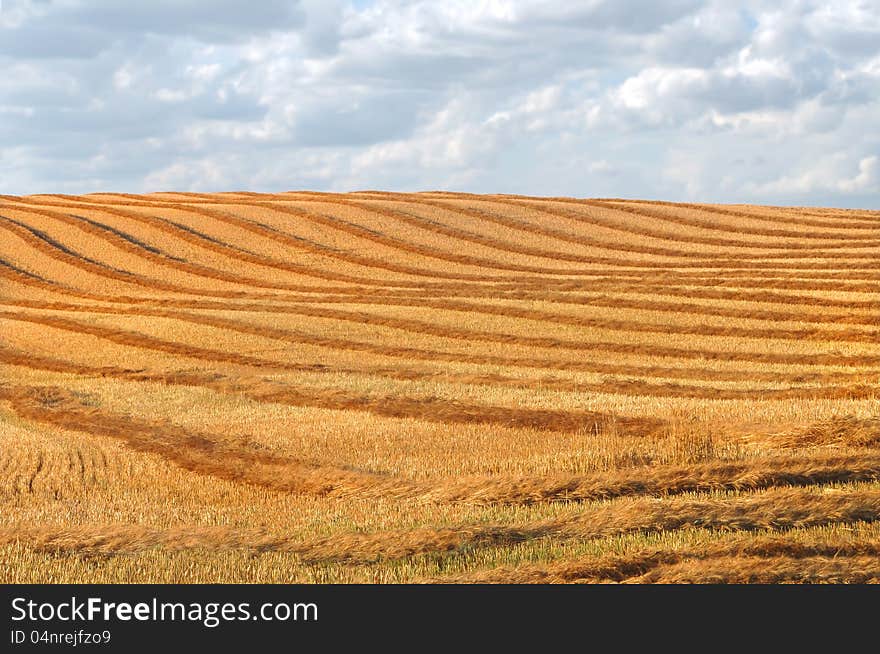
1, 190, 879, 583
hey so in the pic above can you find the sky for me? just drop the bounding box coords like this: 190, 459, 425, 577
1, 0, 878, 207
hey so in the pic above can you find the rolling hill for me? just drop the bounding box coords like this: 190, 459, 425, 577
1, 191, 879, 583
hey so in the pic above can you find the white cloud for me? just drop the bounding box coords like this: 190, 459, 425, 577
746, 154, 879, 196
0, 0, 877, 207
838, 156, 879, 193
588, 160, 619, 176
154, 88, 188, 103
112, 66, 134, 90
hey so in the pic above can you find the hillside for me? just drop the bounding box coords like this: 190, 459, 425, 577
1, 191, 879, 583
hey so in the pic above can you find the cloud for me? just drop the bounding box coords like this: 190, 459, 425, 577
0, 0, 878, 207
748, 155, 879, 195
66, 0, 306, 43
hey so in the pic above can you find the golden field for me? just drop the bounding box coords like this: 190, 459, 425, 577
1, 190, 878, 583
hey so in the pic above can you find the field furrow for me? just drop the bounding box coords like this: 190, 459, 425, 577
2, 191, 878, 583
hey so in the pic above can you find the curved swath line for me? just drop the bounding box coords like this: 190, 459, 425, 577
630, 555, 880, 584
0, 257, 60, 286
183, 197, 880, 279
642, 270, 880, 282
506, 193, 880, 229
344, 193, 880, 248
64, 193, 147, 204
41, 190, 880, 225
11, 268, 880, 331
372, 190, 880, 257
3, 207, 557, 297
5, 240, 880, 310
19, 193, 197, 206
8, 243, 874, 319
446, 538, 880, 583
6, 299, 880, 387
294, 199, 880, 280
0, 257, 503, 305
517, 275, 880, 294
514, 280, 880, 308
98, 201, 605, 281
0, 214, 139, 278
574, 200, 880, 241
11, 195, 880, 278
319, 195, 736, 265
19, 194, 646, 277
15, 195, 697, 278
7, 527, 880, 566
91, 293, 880, 351
0, 214, 383, 297
5, 254, 880, 335
0, 384, 422, 500
450, 282, 880, 311
8, 199, 880, 293
119, 210, 547, 284
5, 385, 880, 511
282, 192, 880, 272
137, 198, 707, 277
199, 202, 880, 294
632, 276, 880, 293
431, 456, 880, 505
463, 289, 880, 327
12, 196, 874, 284
0, 359, 654, 438
267, 200, 880, 279
70, 214, 177, 257
8, 206, 414, 293
0, 215, 206, 297
583, 198, 880, 253
163, 203, 880, 290
18, 199, 880, 289
15, 200, 675, 294
59, 201, 558, 285
152, 191, 245, 200
295, 189, 880, 249
395, 191, 880, 231
298, 192, 872, 270
265, 488, 880, 565
145, 192, 217, 199
587, 198, 880, 251
442, 273, 880, 295
515, 196, 880, 239
7, 298, 880, 387
801, 208, 880, 221
10, 201, 444, 289
5, 197, 787, 285
4, 220, 878, 300
13, 202, 522, 290
214, 295, 880, 343
0, 258, 141, 305
35, 284, 880, 346
4, 308, 880, 387
184, 283, 880, 322
418, 194, 880, 256
657, 202, 880, 231
606, 197, 880, 230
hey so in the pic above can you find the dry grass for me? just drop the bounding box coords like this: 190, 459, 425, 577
1, 191, 878, 583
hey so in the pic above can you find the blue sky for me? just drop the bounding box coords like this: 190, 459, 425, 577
1, 0, 878, 207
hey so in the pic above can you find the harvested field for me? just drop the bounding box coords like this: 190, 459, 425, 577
1, 191, 878, 583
